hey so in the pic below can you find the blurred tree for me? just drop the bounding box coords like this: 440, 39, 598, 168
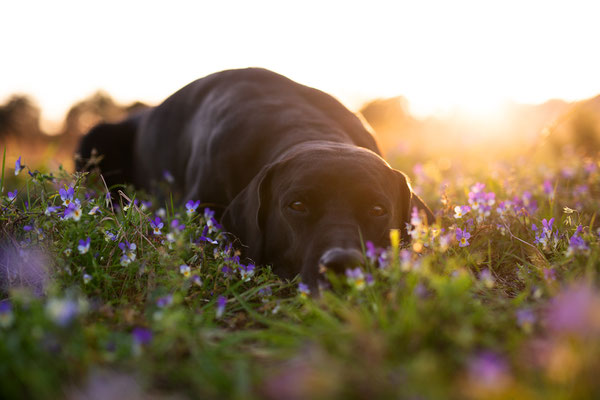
0, 95, 44, 140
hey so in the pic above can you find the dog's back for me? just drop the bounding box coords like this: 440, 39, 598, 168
78, 68, 380, 208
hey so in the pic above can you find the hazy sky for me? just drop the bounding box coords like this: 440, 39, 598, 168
2, 0, 600, 122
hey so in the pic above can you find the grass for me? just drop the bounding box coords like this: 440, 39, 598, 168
0, 147, 599, 400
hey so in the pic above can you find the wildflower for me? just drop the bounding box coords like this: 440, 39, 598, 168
467, 351, 510, 391
163, 170, 174, 183
239, 263, 256, 282
59, 186, 75, 207
105, 192, 112, 206
171, 219, 185, 232
399, 249, 412, 271
179, 264, 191, 277
365, 273, 374, 287
258, 286, 272, 297
140, 200, 152, 211
0, 300, 14, 328
378, 251, 389, 269
122, 199, 138, 212
7, 190, 17, 201
88, 205, 101, 215
216, 296, 227, 318
83, 273, 92, 284
365, 241, 379, 264
64, 248, 72, 256
456, 228, 471, 247
543, 268, 556, 282
156, 207, 166, 218
199, 225, 218, 244
543, 179, 554, 198
453, 205, 470, 219
298, 282, 311, 298
44, 205, 59, 215
206, 216, 222, 234
78, 237, 91, 254
546, 282, 600, 336
104, 230, 117, 242
516, 308, 536, 332
566, 225, 589, 256
63, 200, 83, 221
46, 298, 79, 326
14, 156, 25, 175
23, 225, 33, 232
132, 327, 153, 346
119, 241, 137, 266
479, 268, 494, 288
186, 200, 201, 216
150, 216, 164, 235
496, 200, 511, 217
346, 267, 366, 290
156, 294, 173, 308
192, 275, 202, 286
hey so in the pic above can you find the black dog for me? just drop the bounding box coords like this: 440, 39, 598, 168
77, 68, 433, 288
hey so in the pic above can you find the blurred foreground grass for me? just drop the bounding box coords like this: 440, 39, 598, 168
0, 145, 599, 400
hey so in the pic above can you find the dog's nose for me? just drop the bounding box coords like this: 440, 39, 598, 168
318, 247, 364, 273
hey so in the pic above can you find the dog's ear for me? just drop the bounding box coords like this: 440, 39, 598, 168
221, 163, 277, 263
410, 192, 435, 224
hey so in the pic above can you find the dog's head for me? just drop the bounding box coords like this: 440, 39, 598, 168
222, 142, 433, 289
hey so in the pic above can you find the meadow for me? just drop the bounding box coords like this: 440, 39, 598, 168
0, 140, 599, 399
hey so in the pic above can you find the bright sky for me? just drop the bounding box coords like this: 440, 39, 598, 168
2, 0, 600, 122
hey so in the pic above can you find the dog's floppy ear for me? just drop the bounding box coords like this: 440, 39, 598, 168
410, 192, 435, 224
220, 163, 277, 263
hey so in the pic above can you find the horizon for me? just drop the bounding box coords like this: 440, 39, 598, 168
2, 0, 600, 125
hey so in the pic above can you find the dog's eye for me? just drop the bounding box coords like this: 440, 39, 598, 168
288, 201, 308, 213
369, 204, 387, 217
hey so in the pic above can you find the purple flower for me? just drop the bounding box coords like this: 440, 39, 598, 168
239, 263, 256, 282
140, 200, 152, 211
298, 282, 311, 298
63, 200, 82, 221
59, 186, 75, 207
44, 205, 59, 215
258, 286, 272, 297
150, 216, 164, 235
221, 265, 232, 277
185, 200, 201, 216
132, 327, 153, 345
0, 300, 13, 328
346, 267, 367, 290
204, 208, 215, 219
192, 275, 202, 286
171, 219, 185, 232
567, 225, 589, 255
547, 282, 600, 336
118, 241, 137, 265
516, 308, 536, 329
156, 294, 173, 308
77, 237, 91, 254
7, 190, 17, 201
163, 170, 174, 183
456, 228, 471, 247
23, 225, 33, 232
216, 296, 227, 318
365, 241, 378, 263
453, 205, 470, 219
45, 298, 79, 326
543, 179, 554, 197
468, 351, 510, 390
479, 268, 494, 288
199, 225, 218, 245
14, 156, 25, 175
